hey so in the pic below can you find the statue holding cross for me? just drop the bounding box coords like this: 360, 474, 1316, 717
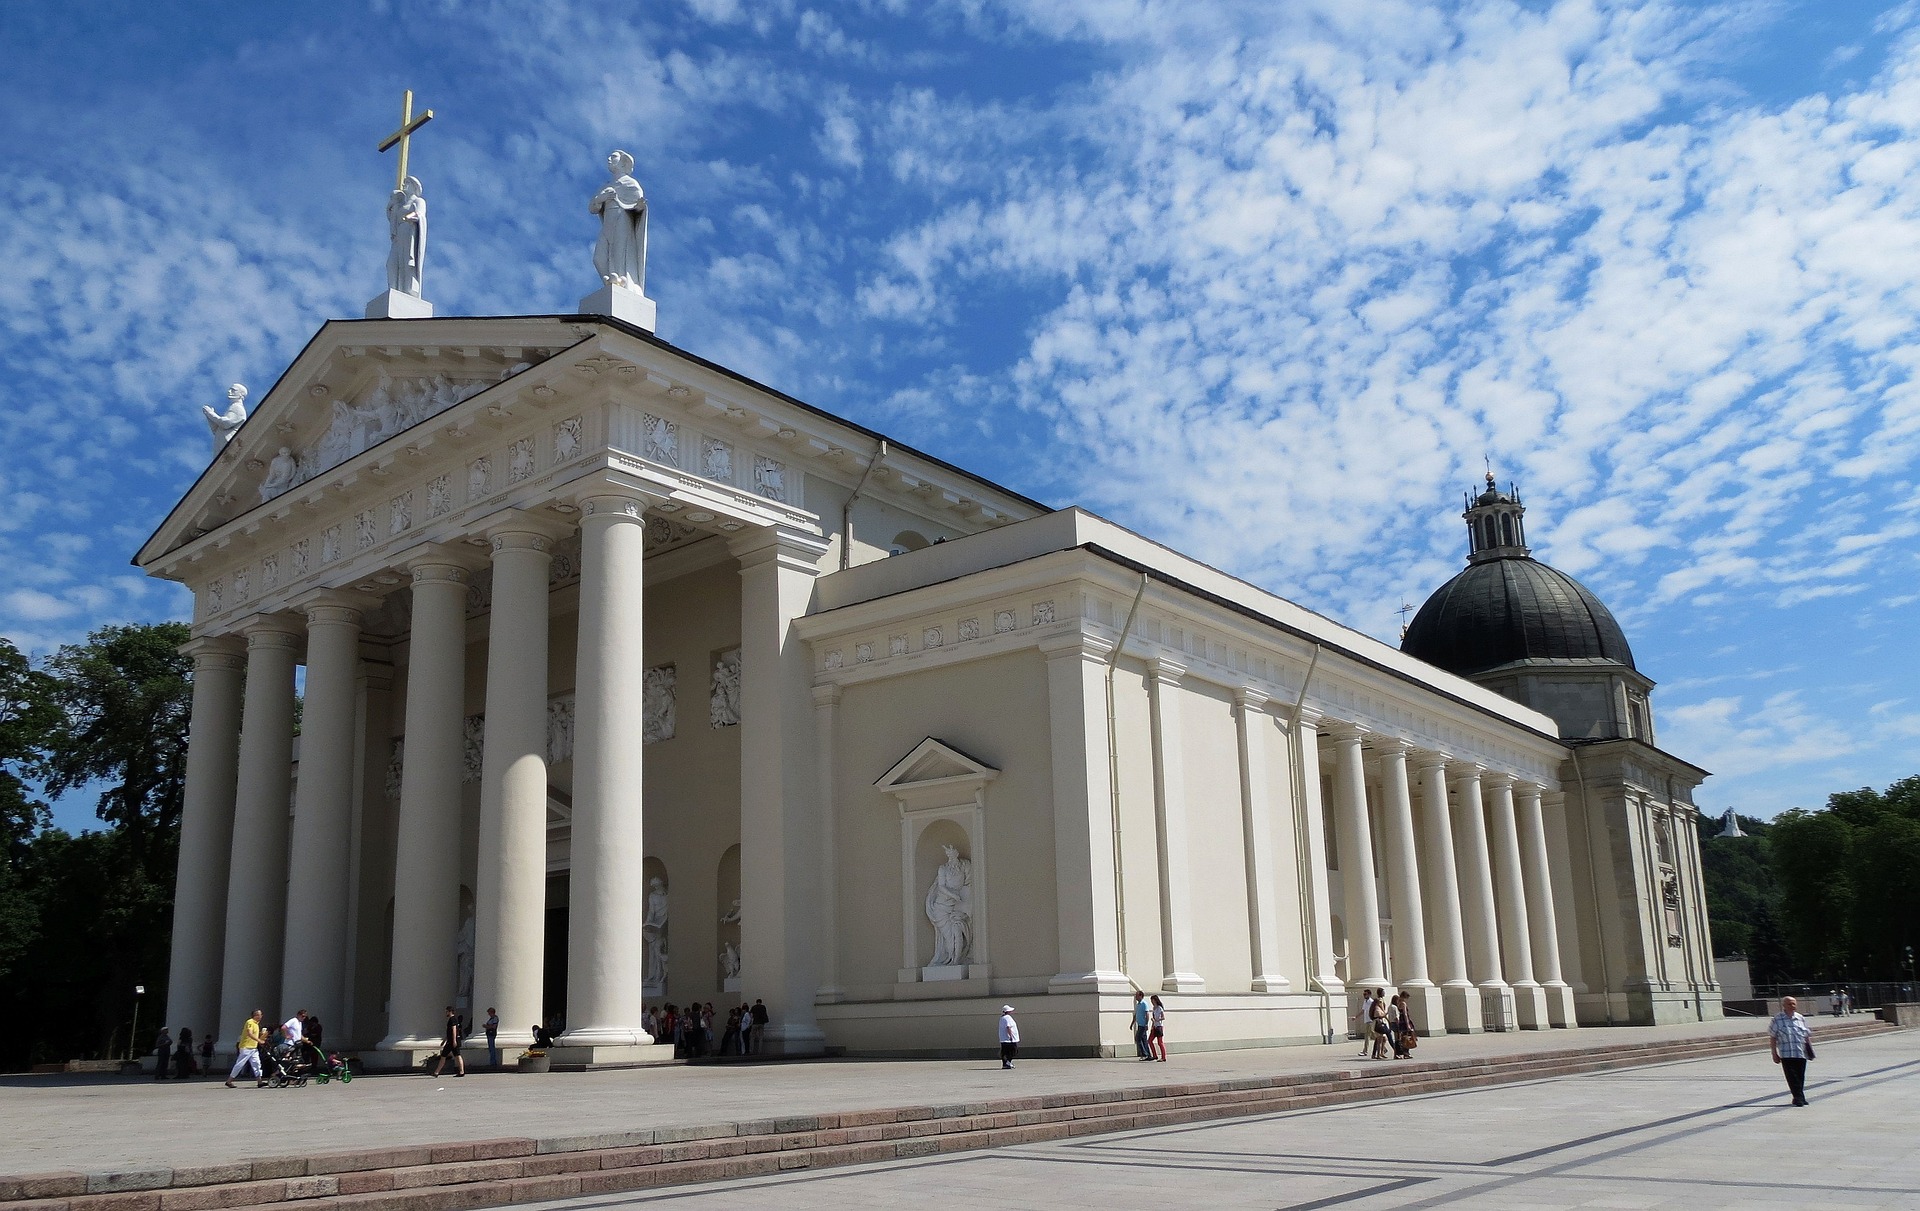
367, 90, 436, 319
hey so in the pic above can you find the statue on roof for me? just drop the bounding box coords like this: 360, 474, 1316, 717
590, 150, 648, 294
202, 384, 247, 456
384, 175, 428, 297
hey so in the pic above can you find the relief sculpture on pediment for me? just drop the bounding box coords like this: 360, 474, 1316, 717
266, 373, 489, 502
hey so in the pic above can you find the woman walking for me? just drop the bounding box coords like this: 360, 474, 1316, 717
1387, 996, 1409, 1059
1369, 989, 1390, 1060
1148, 995, 1168, 1062
173, 1028, 197, 1079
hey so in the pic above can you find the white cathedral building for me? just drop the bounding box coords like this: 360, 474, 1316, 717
141, 152, 1718, 1066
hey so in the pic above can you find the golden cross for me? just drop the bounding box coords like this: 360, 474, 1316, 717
378, 89, 434, 190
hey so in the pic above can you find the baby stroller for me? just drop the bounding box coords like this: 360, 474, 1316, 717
312, 1051, 353, 1084
264, 1039, 310, 1088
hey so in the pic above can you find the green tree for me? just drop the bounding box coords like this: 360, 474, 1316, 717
1768, 808, 1855, 978
1696, 813, 1775, 959
0, 639, 58, 981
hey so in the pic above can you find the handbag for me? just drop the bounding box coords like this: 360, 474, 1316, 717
1805, 1039, 1815, 1060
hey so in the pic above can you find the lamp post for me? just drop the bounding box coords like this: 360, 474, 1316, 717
129, 985, 145, 1063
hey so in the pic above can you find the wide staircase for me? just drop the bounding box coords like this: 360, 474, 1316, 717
1, 1019, 1896, 1211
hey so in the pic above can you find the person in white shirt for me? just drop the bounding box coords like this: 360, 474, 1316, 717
1769, 994, 1814, 1107
1356, 990, 1376, 1056
282, 1011, 306, 1044
997, 1004, 1020, 1069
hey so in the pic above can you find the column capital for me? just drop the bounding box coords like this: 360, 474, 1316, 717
1369, 735, 1415, 758
400, 541, 485, 581
1512, 780, 1546, 804
1322, 719, 1365, 744
239, 613, 304, 647
1292, 701, 1325, 728
812, 683, 842, 708
1232, 686, 1270, 713
179, 634, 246, 670
729, 523, 832, 572
1409, 749, 1452, 773
1147, 655, 1186, 686
1483, 770, 1517, 791
479, 507, 575, 551
293, 588, 382, 627
1037, 631, 1111, 664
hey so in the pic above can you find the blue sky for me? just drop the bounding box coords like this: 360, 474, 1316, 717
4, 0, 1918, 832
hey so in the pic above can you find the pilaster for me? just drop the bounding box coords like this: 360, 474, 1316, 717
1039, 632, 1131, 994
1146, 657, 1203, 993
1233, 688, 1287, 993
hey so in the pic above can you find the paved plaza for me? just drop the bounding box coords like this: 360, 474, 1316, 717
499, 1027, 1919, 1210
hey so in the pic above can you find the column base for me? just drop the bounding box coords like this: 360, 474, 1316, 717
1048, 970, 1136, 995
1161, 972, 1206, 993
557, 1026, 655, 1049
359, 1044, 445, 1072
1478, 981, 1516, 1032
756, 1024, 827, 1057
1544, 981, 1577, 1028
1511, 980, 1550, 1029
464, 1030, 535, 1055
1401, 982, 1448, 1037
1250, 975, 1292, 993
1440, 981, 1482, 1033
546, 1042, 672, 1069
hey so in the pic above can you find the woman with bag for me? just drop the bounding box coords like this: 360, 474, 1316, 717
1369, 989, 1390, 1060
1148, 995, 1168, 1062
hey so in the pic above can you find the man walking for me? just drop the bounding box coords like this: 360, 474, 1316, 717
1132, 990, 1152, 1060
1769, 994, 1814, 1107
225, 1010, 265, 1088
998, 1004, 1020, 1069
484, 1007, 500, 1068
429, 1007, 466, 1078
748, 998, 769, 1054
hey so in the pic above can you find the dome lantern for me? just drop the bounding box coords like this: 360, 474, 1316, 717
1465, 470, 1528, 563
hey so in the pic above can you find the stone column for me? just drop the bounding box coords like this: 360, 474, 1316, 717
217, 617, 302, 1047
1487, 774, 1545, 1028
164, 635, 246, 1045
1327, 723, 1386, 999
1516, 783, 1575, 1027
1413, 753, 1479, 1033
281, 595, 369, 1029
1377, 740, 1441, 1033
813, 683, 844, 1003
377, 554, 472, 1057
1146, 658, 1203, 992
1233, 689, 1287, 992
474, 521, 560, 1055
1040, 634, 1130, 996
733, 524, 832, 1055
1292, 709, 1342, 1002
1450, 763, 1510, 1022
557, 495, 655, 1060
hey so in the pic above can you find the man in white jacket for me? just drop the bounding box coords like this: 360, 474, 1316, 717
998, 1004, 1020, 1069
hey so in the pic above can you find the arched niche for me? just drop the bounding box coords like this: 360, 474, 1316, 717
889, 529, 930, 555
874, 737, 999, 988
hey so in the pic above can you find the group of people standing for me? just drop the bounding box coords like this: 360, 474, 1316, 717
222, 1008, 325, 1086
642, 999, 769, 1058
1354, 989, 1420, 1060
151, 1026, 215, 1079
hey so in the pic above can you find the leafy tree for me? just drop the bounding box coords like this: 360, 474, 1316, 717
1696, 812, 1775, 959
1768, 808, 1855, 977
0, 639, 58, 982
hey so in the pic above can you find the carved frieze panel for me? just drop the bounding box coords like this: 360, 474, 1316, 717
356, 510, 376, 550
547, 693, 575, 765
1032, 601, 1055, 625
994, 610, 1015, 634
922, 626, 943, 649
703, 437, 733, 482
855, 642, 873, 663
291, 539, 309, 578
644, 664, 677, 743
427, 475, 451, 519
468, 457, 490, 501
508, 438, 535, 484
277, 373, 490, 501
958, 617, 980, 641
208, 578, 222, 613
889, 635, 908, 657
233, 567, 250, 600
389, 492, 413, 536
752, 455, 786, 502
322, 525, 341, 564
262, 554, 279, 590
644, 414, 678, 464
555, 415, 583, 463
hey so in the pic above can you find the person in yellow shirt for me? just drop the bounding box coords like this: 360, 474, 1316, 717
225, 1009, 266, 1087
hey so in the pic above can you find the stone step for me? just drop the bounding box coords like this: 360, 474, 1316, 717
2, 1020, 1894, 1211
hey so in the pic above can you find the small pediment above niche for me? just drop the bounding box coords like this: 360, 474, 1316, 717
875, 737, 998, 814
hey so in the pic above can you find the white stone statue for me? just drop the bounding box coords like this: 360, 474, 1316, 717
590, 150, 648, 293
719, 898, 741, 926
643, 664, 676, 743
720, 941, 741, 981
925, 843, 973, 968
385, 176, 427, 297
258, 446, 299, 501
642, 876, 669, 992
203, 384, 247, 455
710, 648, 741, 728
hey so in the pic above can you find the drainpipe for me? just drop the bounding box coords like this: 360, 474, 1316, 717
838, 439, 888, 571
1104, 573, 1150, 988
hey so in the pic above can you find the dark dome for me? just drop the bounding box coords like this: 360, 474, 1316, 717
1401, 556, 1635, 677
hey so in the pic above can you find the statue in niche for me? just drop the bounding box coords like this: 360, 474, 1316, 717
642, 877, 669, 992
643, 664, 676, 742
455, 907, 476, 1010
719, 898, 741, 926
925, 843, 973, 968
720, 942, 741, 981
710, 647, 741, 728
385, 176, 427, 297
590, 150, 648, 293
258, 447, 299, 501
203, 383, 247, 455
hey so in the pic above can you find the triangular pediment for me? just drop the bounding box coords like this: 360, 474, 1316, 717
875, 737, 1000, 791
137, 316, 593, 568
